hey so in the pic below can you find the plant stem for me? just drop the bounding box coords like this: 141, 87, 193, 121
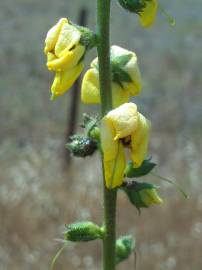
97, 1, 117, 270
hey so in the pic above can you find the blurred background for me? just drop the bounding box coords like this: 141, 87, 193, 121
0, 0, 202, 269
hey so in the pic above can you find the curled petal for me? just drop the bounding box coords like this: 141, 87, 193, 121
44, 18, 68, 54
47, 45, 85, 71
51, 62, 84, 99
139, 0, 158, 28
105, 103, 139, 140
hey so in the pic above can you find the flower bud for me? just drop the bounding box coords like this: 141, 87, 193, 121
66, 135, 98, 157
116, 235, 135, 264
64, 221, 103, 242
118, 0, 146, 14
122, 181, 163, 212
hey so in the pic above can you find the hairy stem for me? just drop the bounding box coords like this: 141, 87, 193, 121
97, 0, 117, 270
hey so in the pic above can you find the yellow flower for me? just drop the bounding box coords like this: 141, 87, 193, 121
101, 103, 150, 189
81, 46, 141, 108
44, 18, 85, 99
139, 0, 158, 28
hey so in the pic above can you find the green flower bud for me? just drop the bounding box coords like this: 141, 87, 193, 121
66, 134, 97, 157
124, 158, 156, 178
122, 181, 163, 212
64, 221, 103, 242
116, 235, 135, 264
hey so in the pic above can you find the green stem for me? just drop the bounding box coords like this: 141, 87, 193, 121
97, 0, 117, 270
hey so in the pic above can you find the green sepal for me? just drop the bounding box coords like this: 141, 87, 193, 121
121, 181, 162, 213
116, 235, 135, 264
125, 158, 156, 178
111, 53, 133, 67
66, 134, 98, 157
82, 114, 100, 141
118, 0, 149, 15
64, 221, 103, 242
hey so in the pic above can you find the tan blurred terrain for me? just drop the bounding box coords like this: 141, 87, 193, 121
0, 0, 202, 269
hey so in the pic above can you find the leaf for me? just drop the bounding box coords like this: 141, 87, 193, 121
124, 159, 157, 178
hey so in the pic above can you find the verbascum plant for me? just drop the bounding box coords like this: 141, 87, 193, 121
44, 2, 184, 270
81, 46, 141, 108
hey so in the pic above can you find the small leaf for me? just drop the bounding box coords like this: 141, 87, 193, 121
125, 159, 156, 178
112, 65, 133, 84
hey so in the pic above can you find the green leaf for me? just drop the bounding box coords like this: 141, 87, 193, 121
124, 159, 156, 178
112, 65, 133, 85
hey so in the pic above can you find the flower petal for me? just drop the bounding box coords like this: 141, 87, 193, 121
131, 113, 150, 167
44, 18, 68, 54
81, 68, 100, 104
139, 0, 158, 28
104, 142, 126, 189
55, 23, 81, 57
51, 62, 84, 99
47, 45, 85, 71
106, 103, 139, 140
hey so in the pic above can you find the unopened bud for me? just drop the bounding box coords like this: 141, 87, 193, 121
116, 235, 134, 264
64, 221, 103, 242
118, 0, 146, 14
66, 134, 97, 157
